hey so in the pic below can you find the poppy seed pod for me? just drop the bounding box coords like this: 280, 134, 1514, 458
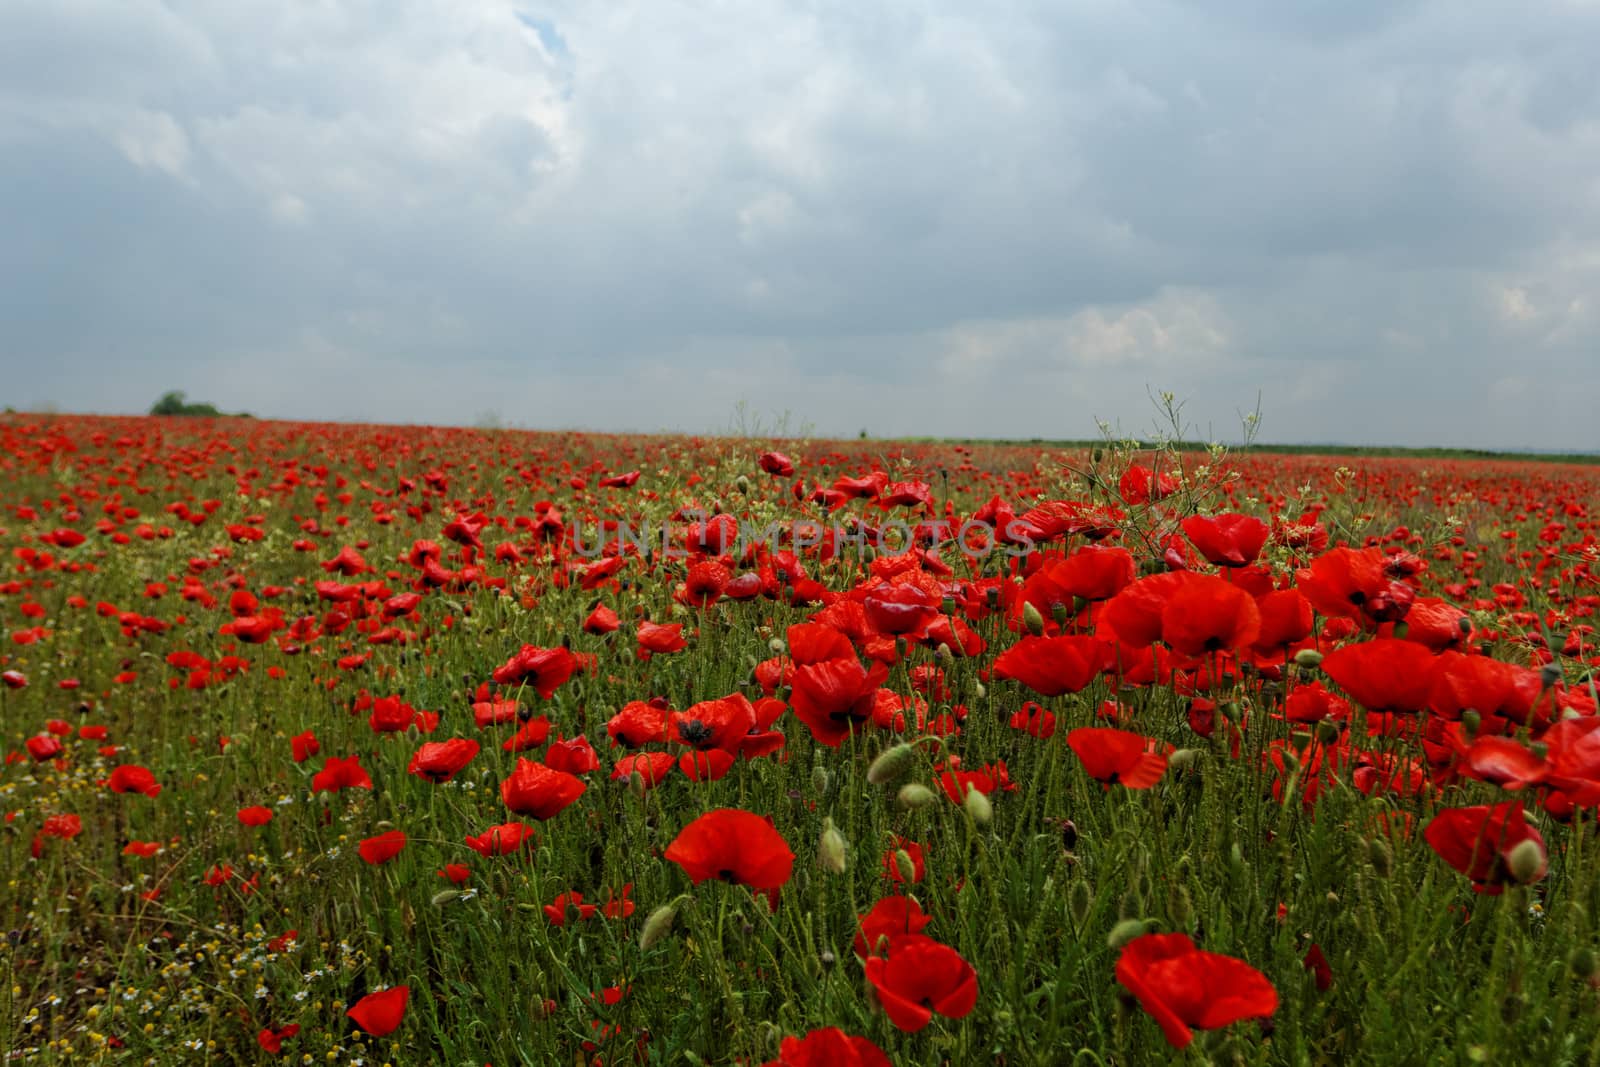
1293, 649, 1324, 669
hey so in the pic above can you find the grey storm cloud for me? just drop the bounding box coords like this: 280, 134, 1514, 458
1, 0, 1597, 449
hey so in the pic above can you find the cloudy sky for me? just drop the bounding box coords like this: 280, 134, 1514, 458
2, 1, 1598, 449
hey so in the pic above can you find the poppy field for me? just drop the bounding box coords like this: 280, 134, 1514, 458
4, 413, 1600, 1065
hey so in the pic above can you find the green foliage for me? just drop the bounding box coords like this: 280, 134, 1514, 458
149, 390, 225, 417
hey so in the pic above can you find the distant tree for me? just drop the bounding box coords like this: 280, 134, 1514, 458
150, 391, 224, 417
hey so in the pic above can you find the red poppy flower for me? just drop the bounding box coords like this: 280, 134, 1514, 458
464, 821, 534, 857
237, 805, 274, 827
1159, 574, 1260, 657
1320, 638, 1438, 713
758, 451, 795, 477
669, 693, 757, 752
679, 748, 737, 781
542, 734, 599, 775
490, 645, 578, 697
1181, 513, 1269, 568
608, 699, 670, 748
676, 560, 731, 608
583, 602, 621, 634
790, 657, 891, 747
1296, 547, 1390, 621
312, 755, 373, 793
1115, 932, 1278, 1048
636, 620, 688, 659
438, 863, 472, 883
256, 1024, 300, 1054
664, 808, 794, 892
1067, 727, 1170, 789
864, 934, 979, 1032
993, 635, 1112, 696
863, 582, 940, 637
25, 735, 63, 762
762, 1028, 889, 1067
105, 764, 161, 797
1252, 589, 1313, 655
1424, 801, 1548, 894
1099, 572, 1190, 648
290, 730, 320, 763
500, 759, 586, 819
358, 830, 408, 865
488, 716, 543, 753
1009, 701, 1057, 739
407, 738, 480, 783
347, 986, 409, 1036
611, 751, 676, 787
1119, 465, 1179, 504
855, 895, 932, 959
544, 891, 598, 925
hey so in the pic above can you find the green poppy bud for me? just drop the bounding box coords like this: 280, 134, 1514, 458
817, 818, 848, 874
1107, 918, 1148, 951
1507, 838, 1547, 884
963, 784, 993, 827
897, 783, 936, 810
867, 743, 917, 786
1023, 601, 1046, 636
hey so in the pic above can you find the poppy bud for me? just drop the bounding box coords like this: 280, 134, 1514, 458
892, 849, 916, 883
1219, 701, 1242, 723
1022, 601, 1045, 636
1051, 602, 1069, 626
811, 765, 831, 796
1068, 880, 1093, 927
640, 899, 683, 951
817, 818, 848, 875
936, 642, 953, 661
1293, 649, 1324, 669
1325, 890, 1340, 911
1368, 837, 1393, 878
1460, 708, 1482, 739
1315, 719, 1341, 745
1107, 918, 1148, 951
767, 637, 785, 654
1167, 748, 1200, 770
1507, 838, 1547, 884
963, 784, 993, 827
1060, 818, 1079, 851
1229, 842, 1247, 880
973, 681, 986, 699
1167, 884, 1194, 928
897, 783, 936, 810
431, 890, 462, 907
867, 743, 917, 786
1571, 947, 1597, 979
734, 475, 750, 494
